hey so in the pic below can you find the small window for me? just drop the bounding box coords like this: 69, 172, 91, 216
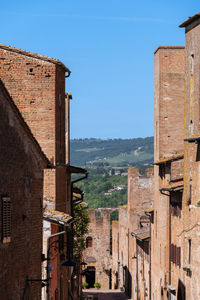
2, 197, 11, 243
188, 239, 191, 264
86, 237, 92, 248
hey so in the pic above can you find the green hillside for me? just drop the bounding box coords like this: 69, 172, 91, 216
71, 137, 154, 211
70, 137, 154, 168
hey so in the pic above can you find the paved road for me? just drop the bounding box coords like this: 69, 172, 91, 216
82, 289, 131, 300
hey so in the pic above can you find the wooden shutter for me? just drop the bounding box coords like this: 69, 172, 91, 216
2, 197, 11, 243
177, 247, 181, 267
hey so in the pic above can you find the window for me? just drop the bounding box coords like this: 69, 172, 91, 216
2, 197, 11, 243
188, 239, 191, 264
170, 244, 181, 267
86, 237, 92, 248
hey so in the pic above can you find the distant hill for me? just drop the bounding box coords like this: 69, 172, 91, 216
70, 137, 154, 168
71, 137, 154, 211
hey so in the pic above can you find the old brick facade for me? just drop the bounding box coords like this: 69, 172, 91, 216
0, 81, 49, 299
0, 44, 70, 212
180, 13, 200, 300
0, 45, 81, 300
151, 13, 200, 300
82, 209, 113, 290
112, 168, 154, 299
152, 46, 185, 300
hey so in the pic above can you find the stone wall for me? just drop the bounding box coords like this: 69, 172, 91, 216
112, 168, 154, 299
82, 209, 113, 290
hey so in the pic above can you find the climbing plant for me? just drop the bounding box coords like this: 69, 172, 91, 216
73, 203, 90, 260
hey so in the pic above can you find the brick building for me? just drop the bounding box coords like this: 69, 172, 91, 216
112, 168, 154, 299
0, 44, 87, 300
179, 13, 200, 300
0, 80, 49, 299
152, 46, 185, 300
82, 209, 113, 290
151, 13, 200, 300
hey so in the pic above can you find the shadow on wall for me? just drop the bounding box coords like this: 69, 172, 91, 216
177, 279, 185, 300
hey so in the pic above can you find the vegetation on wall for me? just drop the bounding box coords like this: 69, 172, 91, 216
73, 204, 90, 260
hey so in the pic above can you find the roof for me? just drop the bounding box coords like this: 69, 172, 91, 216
136, 231, 150, 241
67, 165, 88, 174
160, 180, 184, 192
0, 44, 71, 73
154, 153, 184, 165
179, 13, 200, 28
132, 230, 150, 241
184, 135, 200, 143
145, 207, 154, 214
118, 205, 127, 209
154, 46, 185, 54
0, 80, 50, 167
43, 208, 73, 226
112, 220, 119, 225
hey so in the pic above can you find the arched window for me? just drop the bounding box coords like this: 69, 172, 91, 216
86, 236, 93, 248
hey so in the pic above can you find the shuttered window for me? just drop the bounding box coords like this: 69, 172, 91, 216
2, 197, 11, 243
177, 247, 181, 267
86, 237, 92, 248
170, 243, 181, 267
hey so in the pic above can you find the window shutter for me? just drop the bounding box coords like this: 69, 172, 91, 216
170, 244, 173, 263
2, 197, 11, 243
177, 247, 181, 267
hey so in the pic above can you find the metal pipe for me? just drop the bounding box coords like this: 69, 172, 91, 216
46, 230, 66, 300
65, 93, 72, 165
144, 212, 151, 300
65, 72, 71, 78
169, 193, 172, 295
46, 219, 75, 300
136, 241, 139, 300
149, 219, 151, 300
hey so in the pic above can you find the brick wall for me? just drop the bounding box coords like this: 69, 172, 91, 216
82, 209, 112, 290
152, 47, 185, 300
0, 84, 46, 299
0, 47, 68, 209
181, 17, 200, 300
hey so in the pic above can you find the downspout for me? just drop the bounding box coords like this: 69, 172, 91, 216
127, 228, 130, 297
65, 93, 72, 165
47, 230, 66, 300
117, 232, 120, 288
46, 219, 75, 300
145, 212, 151, 300
149, 220, 151, 300
136, 239, 139, 300
169, 193, 172, 292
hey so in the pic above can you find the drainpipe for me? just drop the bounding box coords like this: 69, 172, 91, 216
149, 220, 151, 300
145, 212, 152, 300
46, 219, 75, 300
127, 228, 130, 296
65, 93, 72, 165
136, 240, 139, 300
169, 193, 172, 297
65, 93, 72, 215
46, 230, 66, 300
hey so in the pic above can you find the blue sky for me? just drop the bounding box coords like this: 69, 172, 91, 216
0, 1, 199, 139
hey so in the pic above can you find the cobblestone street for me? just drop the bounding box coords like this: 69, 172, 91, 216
83, 289, 131, 300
